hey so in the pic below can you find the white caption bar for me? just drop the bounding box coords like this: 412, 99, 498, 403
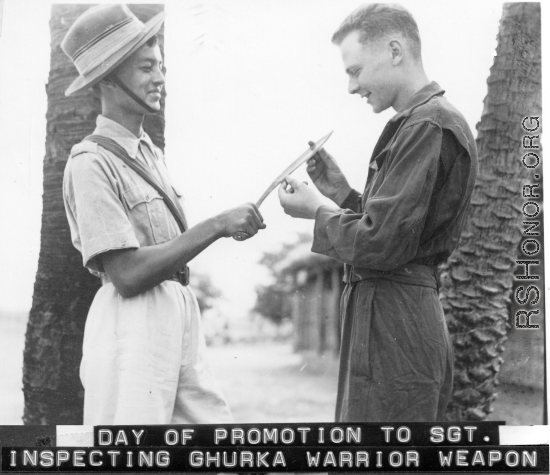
56, 426, 94, 447
499, 426, 549, 445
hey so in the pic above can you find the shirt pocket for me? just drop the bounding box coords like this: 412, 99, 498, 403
123, 185, 172, 244
171, 184, 187, 215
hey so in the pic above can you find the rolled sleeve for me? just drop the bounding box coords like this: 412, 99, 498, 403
312, 121, 442, 271
63, 152, 140, 273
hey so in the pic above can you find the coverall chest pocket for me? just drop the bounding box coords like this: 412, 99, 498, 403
123, 185, 171, 244
365, 148, 390, 201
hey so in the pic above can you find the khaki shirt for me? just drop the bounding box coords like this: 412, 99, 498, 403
63, 115, 185, 277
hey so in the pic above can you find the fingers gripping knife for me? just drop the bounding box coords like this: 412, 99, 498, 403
233, 131, 334, 241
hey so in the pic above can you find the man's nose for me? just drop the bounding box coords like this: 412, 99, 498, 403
153, 67, 165, 86
348, 77, 359, 95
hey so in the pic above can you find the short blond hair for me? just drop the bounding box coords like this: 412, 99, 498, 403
332, 4, 422, 59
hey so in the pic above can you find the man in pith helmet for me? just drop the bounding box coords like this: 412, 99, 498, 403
279, 4, 478, 422
62, 4, 265, 424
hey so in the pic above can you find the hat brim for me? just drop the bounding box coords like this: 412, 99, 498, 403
65, 10, 166, 96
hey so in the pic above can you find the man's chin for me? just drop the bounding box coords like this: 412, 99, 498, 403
370, 105, 382, 114
144, 102, 162, 114
366, 99, 380, 113
370, 103, 389, 114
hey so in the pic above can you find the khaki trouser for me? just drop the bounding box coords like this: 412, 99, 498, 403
81, 281, 233, 424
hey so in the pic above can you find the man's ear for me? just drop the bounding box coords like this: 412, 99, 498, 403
389, 39, 404, 65
99, 75, 116, 89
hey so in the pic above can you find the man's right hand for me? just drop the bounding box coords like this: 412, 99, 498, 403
307, 143, 352, 206
216, 203, 266, 239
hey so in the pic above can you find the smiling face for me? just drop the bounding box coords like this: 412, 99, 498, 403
339, 30, 401, 114
112, 43, 165, 114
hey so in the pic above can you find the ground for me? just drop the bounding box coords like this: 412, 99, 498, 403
0, 314, 545, 425
207, 342, 545, 425
207, 343, 338, 423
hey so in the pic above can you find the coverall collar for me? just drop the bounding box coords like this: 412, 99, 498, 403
389, 81, 445, 123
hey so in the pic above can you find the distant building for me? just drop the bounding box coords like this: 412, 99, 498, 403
274, 243, 344, 357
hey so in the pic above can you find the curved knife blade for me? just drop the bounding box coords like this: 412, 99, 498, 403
256, 130, 333, 208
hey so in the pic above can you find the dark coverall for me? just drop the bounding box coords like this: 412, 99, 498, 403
312, 82, 478, 422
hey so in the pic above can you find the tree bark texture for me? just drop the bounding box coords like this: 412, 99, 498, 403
442, 3, 542, 421
23, 4, 165, 425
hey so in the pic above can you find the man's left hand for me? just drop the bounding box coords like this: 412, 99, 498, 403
278, 175, 326, 219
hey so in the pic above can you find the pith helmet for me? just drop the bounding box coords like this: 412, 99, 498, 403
61, 4, 165, 96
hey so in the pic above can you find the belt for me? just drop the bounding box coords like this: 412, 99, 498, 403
168, 265, 190, 286
344, 262, 439, 291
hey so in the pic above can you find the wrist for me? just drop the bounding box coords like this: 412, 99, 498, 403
307, 203, 322, 219
208, 214, 228, 239
310, 196, 336, 219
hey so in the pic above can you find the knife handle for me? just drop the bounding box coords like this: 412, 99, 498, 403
233, 231, 250, 241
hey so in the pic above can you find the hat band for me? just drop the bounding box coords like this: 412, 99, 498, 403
72, 17, 133, 61
74, 20, 148, 77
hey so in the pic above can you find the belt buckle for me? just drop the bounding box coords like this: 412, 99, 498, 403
177, 266, 190, 286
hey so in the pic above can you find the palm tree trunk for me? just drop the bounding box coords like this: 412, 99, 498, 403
23, 4, 165, 424
442, 3, 542, 421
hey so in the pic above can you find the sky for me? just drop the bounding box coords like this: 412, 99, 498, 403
0, 0, 540, 317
